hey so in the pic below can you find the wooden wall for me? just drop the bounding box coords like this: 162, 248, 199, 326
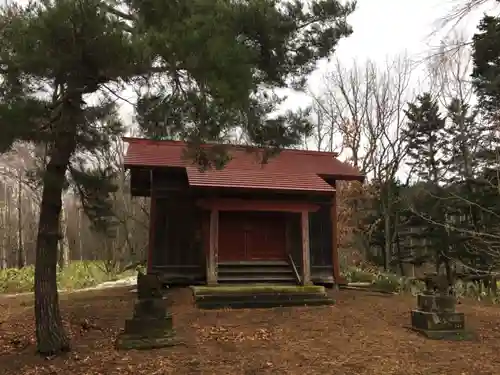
309, 201, 335, 284
147, 169, 336, 285
151, 192, 205, 283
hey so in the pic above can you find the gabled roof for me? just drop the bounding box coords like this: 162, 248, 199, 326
123, 138, 363, 192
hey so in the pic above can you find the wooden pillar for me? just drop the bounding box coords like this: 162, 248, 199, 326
331, 190, 343, 285
207, 209, 219, 285
147, 176, 156, 274
301, 210, 311, 285
285, 215, 292, 256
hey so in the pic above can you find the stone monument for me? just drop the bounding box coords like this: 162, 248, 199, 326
116, 272, 178, 349
410, 273, 474, 340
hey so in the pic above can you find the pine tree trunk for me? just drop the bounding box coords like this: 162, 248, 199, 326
34, 151, 72, 354
34, 93, 79, 356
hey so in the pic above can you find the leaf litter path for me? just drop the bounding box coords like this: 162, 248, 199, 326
1, 287, 500, 375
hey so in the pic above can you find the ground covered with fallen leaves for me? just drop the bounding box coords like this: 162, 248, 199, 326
1, 287, 500, 375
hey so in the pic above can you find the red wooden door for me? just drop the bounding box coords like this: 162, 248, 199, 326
245, 212, 287, 260
218, 212, 247, 261
218, 211, 287, 261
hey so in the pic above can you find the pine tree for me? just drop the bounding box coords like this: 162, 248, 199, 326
403, 93, 453, 279
0, 0, 355, 355
458, 13, 500, 271
441, 99, 490, 270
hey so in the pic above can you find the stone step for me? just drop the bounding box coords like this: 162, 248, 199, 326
218, 266, 294, 274
218, 261, 289, 266
192, 285, 332, 309
197, 297, 334, 310
217, 274, 296, 283
196, 292, 329, 303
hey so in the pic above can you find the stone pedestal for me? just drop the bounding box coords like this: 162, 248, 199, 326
411, 309, 465, 331
116, 273, 179, 350
410, 274, 474, 341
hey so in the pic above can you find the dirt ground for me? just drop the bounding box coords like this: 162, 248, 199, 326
1, 287, 500, 375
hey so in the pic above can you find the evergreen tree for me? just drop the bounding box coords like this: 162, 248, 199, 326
458, 13, 500, 271
403, 93, 453, 280
441, 99, 490, 271
0, 0, 355, 355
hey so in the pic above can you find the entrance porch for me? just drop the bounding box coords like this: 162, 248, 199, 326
198, 198, 317, 286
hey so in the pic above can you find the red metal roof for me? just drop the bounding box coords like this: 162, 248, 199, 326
123, 138, 363, 192
186, 166, 334, 192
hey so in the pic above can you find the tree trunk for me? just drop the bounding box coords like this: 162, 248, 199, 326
58, 203, 70, 271
383, 213, 391, 271
395, 232, 405, 276
1, 183, 7, 269
17, 169, 24, 268
6, 185, 12, 267
78, 206, 83, 261
34, 93, 80, 356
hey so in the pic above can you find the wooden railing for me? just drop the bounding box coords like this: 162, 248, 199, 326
288, 253, 302, 284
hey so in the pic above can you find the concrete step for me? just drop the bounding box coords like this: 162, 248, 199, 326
218, 274, 296, 283
218, 266, 293, 274
218, 261, 289, 266
197, 297, 334, 309
217, 260, 297, 284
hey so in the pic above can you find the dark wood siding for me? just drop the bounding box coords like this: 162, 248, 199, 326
309, 202, 333, 266
309, 201, 334, 284
147, 170, 336, 285
287, 213, 303, 275
151, 192, 204, 282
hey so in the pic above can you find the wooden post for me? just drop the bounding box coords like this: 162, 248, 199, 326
331, 190, 343, 285
301, 210, 311, 285
207, 209, 219, 285
285, 214, 291, 256
147, 170, 155, 274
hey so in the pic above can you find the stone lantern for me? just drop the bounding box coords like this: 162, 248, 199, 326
410, 273, 474, 340
116, 272, 179, 349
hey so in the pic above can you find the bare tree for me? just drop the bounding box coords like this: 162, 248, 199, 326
436, 0, 499, 34
311, 55, 415, 270
0, 137, 150, 274
428, 33, 474, 108
73, 134, 150, 274
312, 59, 381, 175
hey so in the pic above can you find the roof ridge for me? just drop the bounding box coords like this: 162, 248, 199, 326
122, 137, 339, 157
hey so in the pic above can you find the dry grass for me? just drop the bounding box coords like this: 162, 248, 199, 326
1, 287, 500, 375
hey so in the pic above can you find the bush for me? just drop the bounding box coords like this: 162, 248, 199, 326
373, 273, 402, 293
340, 265, 500, 302
341, 266, 427, 295
343, 267, 377, 283
58, 261, 111, 290
0, 266, 35, 293
0, 260, 140, 294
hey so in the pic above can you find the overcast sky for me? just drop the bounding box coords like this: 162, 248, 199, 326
286, 0, 500, 108
8, 0, 500, 127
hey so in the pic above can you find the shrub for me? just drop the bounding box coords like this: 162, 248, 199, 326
0, 260, 140, 294
373, 273, 402, 293
343, 267, 377, 283
0, 266, 35, 293
58, 261, 111, 290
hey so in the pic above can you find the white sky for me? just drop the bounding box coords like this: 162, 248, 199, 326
285, 0, 500, 109
8, 0, 500, 131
